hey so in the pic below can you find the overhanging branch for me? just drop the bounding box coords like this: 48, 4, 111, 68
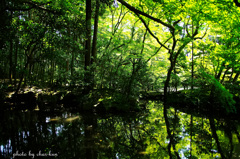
136, 14, 169, 50
117, 0, 174, 30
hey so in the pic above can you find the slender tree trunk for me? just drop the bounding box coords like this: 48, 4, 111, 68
71, 52, 74, 76
9, 39, 13, 84
29, 63, 32, 85
220, 67, 230, 84
216, 62, 226, 80
8, 11, 13, 84
66, 60, 69, 72
51, 60, 54, 85
15, 46, 35, 94
24, 57, 28, 86
42, 65, 45, 85
16, 59, 28, 94
233, 72, 239, 83
14, 38, 18, 85
230, 67, 234, 81
190, 24, 194, 159
71, 35, 76, 77
85, 0, 92, 70
84, 0, 92, 93
191, 34, 194, 90
90, 0, 99, 88
67, 25, 71, 78
91, 0, 99, 64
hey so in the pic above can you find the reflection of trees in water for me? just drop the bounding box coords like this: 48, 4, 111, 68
1, 103, 240, 158
0, 111, 148, 158
143, 102, 240, 158
0, 111, 85, 158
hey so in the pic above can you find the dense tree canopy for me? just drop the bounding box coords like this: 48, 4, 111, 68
0, 0, 240, 102
1, 0, 240, 109
1, 1, 240, 159
0, 0, 239, 99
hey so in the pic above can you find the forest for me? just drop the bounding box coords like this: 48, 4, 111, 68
1, 0, 240, 158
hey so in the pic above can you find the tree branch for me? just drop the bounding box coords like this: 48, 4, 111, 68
145, 36, 172, 64
194, 26, 208, 40
117, 0, 174, 30
136, 14, 169, 50
110, 43, 125, 52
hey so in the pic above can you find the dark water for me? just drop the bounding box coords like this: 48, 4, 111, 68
1, 101, 240, 159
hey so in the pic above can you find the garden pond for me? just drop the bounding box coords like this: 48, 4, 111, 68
1, 101, 240, 159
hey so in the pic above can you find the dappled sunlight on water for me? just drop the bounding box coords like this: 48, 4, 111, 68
1, 101, 240, 158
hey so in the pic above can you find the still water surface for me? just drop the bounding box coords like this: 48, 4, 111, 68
1, 101, 240, 159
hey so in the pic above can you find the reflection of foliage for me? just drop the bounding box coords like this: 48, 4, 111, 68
144, 101, 169, 158
1, 102, 240, 158
97, 114, 150, 158
184, 117, 213, 157
144, 101, 236, 158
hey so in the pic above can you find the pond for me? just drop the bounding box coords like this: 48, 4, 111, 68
1, 101, 240, 159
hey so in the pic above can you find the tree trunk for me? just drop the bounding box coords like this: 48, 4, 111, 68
66, 60, 69, 72
51, 60, 54, 85
71, 34, 76, 77
14, 38, 18, 85
191, 21, 194, 90
90, 0, 99, 89
9, 11, 13, 84
9, 38, 13, 84
84, 0, 92, 93
85, 0, 92, 70
15, 45, 35, 94
233, 72, 239, 83
91, 0, 99, 64
216, 62, 226, 80
220, 67, 230, 84
164, 62, 174, 104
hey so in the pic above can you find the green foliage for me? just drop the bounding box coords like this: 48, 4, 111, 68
201, 71, 236, 113
1, 0, 240, 114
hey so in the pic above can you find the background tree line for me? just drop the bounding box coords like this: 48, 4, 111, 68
0, 0, 240, 111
